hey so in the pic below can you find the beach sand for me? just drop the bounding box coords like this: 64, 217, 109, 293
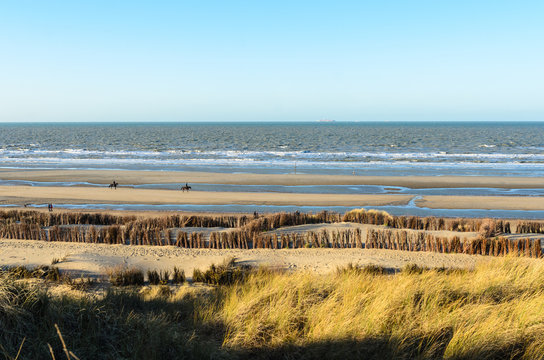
2, 168, 544, 188
0, 217, 482, 278
0, 185, 413, 207
3, 169, 544, 211
416, 196, 544, 211
0, 239, 482, 278
1, 183, 544, 210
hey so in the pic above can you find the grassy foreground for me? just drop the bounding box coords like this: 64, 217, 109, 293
2, 258, 544, 359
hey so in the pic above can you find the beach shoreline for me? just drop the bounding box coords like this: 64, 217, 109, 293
1, 169, 544, 212
2, 168, 544, 188
2, 185, 544, 210
0, 185, 413, 207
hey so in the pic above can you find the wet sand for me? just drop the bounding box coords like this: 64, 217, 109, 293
0, 185, 412, 207
1, 169, 544, 211
1, 169, 544, 188
2, 184, 544, 210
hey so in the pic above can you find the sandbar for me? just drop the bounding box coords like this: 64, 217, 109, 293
1, 169, 544, 188
418, 195, 544, 211
0, 185, 412, 207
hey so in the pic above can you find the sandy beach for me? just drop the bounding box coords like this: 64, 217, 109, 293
0, 185, 413, 207
417, 195, 544, 210
2, 183, 544, 210
2, 168, 544, 188
2, 169, 544, 211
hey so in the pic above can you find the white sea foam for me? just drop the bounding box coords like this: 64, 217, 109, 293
2, 148, 544, 161
2, 155, 544, 171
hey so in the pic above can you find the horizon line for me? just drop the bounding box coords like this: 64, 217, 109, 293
1, 119, 544, 124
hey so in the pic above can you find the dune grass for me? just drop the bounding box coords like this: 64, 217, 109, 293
220, 259, 544, 358
192, 257, 254, 285
107, 266, 145, 286
2, 257, 544, 359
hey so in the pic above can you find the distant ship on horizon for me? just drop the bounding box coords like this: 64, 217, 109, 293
317, 119, 336, 122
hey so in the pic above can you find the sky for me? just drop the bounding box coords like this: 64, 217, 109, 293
0, 1, 543, 122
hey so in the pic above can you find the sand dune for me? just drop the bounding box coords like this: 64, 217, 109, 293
0, 222, 481, 278
0, 239, 482, 278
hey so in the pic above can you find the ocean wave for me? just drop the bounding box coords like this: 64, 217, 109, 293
2, 148, 544, 161
1, 156, 544, 169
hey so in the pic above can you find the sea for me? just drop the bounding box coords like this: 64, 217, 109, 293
1, 121, 544, 217
1, 121, 544, 177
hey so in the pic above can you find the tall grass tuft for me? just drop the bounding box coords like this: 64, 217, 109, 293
192, 258, 253, 285
108, 266, 145, 286
172, 267, 186, 284
336, 263, 388, 275
147, 270, 161, 285
2, 265, 64, 282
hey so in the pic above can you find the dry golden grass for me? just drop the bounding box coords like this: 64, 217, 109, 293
217, 257, 544, 358
2, 257, 544, 359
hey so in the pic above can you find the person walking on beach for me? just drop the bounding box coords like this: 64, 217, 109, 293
48, 203, 53, 212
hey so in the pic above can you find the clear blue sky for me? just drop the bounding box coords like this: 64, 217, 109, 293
0, 1, 543, 122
